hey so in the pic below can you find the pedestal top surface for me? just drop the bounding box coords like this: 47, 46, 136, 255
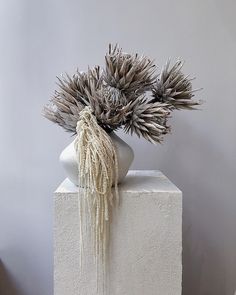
55, 170, 181, 194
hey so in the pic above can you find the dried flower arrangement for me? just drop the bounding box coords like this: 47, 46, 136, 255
43, 44, 202, 294
43, 44, 201, 143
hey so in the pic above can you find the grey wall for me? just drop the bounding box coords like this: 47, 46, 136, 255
0, 0, 236, 294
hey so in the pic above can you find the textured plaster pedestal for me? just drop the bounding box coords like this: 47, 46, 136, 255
54, 170, 182, 295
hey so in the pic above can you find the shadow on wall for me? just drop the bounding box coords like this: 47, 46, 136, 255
157, 117, 236, 295
0, 260, 24, 295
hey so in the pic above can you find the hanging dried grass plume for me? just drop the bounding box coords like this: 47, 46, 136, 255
75, 106, 119, 294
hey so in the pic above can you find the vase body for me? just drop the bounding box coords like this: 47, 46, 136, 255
59, 132, 134, 186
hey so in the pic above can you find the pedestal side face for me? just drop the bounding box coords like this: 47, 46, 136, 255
54, 170, 182, 295
109, 190, 182, 295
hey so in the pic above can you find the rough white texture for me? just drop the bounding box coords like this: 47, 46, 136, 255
54, 170, 182, 295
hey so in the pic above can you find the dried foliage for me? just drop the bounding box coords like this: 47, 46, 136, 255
43, 44, 202, 143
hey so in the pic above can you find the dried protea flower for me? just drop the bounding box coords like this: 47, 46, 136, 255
104, 44, 156, 99
42, 66, 102, 133
85, 85, 132, 132
124, 97, 170, 143
42, 89, 84, 133
151, 59, 201, 110
58, 66, 103, 106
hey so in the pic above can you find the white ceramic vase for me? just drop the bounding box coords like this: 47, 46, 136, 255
59, 132, 134, 186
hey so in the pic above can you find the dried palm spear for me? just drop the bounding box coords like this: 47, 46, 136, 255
151, 59, 201, 110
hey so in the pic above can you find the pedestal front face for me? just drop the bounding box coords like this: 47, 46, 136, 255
54, 170, 182, 295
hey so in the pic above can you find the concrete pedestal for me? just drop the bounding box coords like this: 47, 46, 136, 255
54, 170, 182, 295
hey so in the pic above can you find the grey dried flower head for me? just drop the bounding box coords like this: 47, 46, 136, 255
104, 44, 157, 99
152, 59, 201, 110
42, 89, 84, 133
42, 66, 102, 133
85, 85, 132, 132
124, 97, 171, 143
58, 66, 103, 106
